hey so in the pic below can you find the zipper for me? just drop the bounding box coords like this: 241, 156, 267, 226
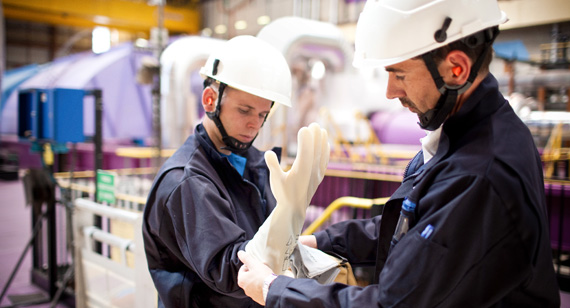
404, 151, 423, 178
243, 177, 267, 216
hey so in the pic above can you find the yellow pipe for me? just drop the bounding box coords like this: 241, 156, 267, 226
302, 196, 389, 235
115, 147, 176, 159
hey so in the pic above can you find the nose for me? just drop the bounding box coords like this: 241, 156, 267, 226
386, 75, 405, 100
247, 114, 264, 129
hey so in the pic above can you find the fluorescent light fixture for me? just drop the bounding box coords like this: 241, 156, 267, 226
235, 20, 247, 30
92, 26, 111, 54
111, 29, 119, 44
93, 15, 111, 25
215, 24, 227, 34
257, 15, 271, 25
311, 60, 326, 80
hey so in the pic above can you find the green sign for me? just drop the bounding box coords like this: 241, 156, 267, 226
96, 170, 116, 204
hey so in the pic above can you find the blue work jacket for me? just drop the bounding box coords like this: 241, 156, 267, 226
143, 124, 278, 307
266, 74, 560, 307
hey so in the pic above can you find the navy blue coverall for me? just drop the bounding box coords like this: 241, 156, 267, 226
143, 124, 278, 307
265, 74, 561, 307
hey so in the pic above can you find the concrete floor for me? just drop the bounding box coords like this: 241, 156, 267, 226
0, 178, 69, 308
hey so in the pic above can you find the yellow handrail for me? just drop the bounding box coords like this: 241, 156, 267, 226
302, 196, 389, 235
53, 167, 158, 179
543, 122, 563, 178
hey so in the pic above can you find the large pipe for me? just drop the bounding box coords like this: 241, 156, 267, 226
328, 0, 338, 24
497, 69, 570, 88
74, 198, 139, 223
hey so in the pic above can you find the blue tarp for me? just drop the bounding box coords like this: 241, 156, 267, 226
494, 40, 530, 62
1, 64, 43, 112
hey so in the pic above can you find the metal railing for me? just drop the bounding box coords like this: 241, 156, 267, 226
302, 196, 389, 235
55, 167, 154, 211
73, 198, 156, 308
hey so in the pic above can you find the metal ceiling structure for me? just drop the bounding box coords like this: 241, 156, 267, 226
2, 0, 201, 34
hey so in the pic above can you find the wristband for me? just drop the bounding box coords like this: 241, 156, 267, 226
262, 273, 278, 302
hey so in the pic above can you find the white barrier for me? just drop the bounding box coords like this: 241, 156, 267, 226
73, 198, 157, 308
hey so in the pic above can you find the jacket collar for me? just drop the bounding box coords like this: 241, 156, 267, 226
444, 73, 504, 136
195, 123, 281, 172
413, 73, 506, 182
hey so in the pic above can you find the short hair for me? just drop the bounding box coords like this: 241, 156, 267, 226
425, 28, 497, 75
203, 77, 215, 89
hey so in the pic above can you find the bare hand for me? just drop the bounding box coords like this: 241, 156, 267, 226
238, 250, 274, 306
299, 235, 317, 248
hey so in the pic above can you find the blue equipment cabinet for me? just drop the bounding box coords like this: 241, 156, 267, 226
18, 88, 47, 140
18, 88, 86, 143
42, 88, 85, 143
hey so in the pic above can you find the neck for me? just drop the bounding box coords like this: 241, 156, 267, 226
451, 72, 486, 115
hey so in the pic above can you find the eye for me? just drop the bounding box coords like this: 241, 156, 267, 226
238, 108, 249, 115
395, 75, 405, 81
259, 112, 269, 119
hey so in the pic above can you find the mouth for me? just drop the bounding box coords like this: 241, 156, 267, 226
400, 98, 419, 114
402, 104, 418, 114
239, 135, 255, 142
408, 107, 420, 114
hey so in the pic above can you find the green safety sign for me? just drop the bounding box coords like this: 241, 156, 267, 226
96, 170, 116, 204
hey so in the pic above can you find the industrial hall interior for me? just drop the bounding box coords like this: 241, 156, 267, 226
1, 0, 570, 307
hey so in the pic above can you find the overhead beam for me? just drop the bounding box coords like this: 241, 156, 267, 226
2, 0, 200, 34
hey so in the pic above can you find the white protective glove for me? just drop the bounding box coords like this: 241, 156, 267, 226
246, 122, 330, 273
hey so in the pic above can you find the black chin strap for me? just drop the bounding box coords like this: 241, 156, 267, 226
417, 84, 458, 131
418, 25, 499, 131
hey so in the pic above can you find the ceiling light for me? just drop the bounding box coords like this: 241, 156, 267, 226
257, 15, 271, 25
92, 26, 111, 54
235, 20, 247, 30
202, 28, 213, 37
214, 24, 227, 34
311, 60, 326, 80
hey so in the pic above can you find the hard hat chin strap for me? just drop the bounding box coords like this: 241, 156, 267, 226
417, 86, 458, 131
418, 26, 499, 131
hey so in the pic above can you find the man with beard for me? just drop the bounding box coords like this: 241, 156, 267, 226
236, 0, 561, 306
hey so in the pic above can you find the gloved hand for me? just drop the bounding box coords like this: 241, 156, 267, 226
246, 122, 330, 273
266, 122, 330, 208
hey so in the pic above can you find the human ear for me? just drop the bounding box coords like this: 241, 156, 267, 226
445, 50, 470, 86
202, 87, 217, 112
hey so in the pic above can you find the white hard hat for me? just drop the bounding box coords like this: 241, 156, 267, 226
200, 35, 292, 107
353, 0, 508, 68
